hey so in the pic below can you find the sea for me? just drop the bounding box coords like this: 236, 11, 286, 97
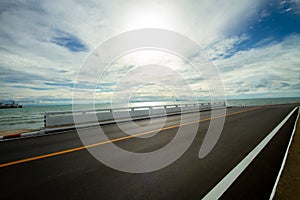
0, 97, 299, 132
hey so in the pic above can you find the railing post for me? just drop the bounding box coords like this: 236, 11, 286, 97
44, 113, 49, 128
149, 106, 153, 116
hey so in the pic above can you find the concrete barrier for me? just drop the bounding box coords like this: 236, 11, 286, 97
44, 102, 226, 128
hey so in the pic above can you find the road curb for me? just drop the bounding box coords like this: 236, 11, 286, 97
0, 131, 42, 141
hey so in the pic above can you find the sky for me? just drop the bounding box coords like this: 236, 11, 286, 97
0, 0, 299, 104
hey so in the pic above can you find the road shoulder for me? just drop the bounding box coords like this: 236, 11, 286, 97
274, 111, 300, 200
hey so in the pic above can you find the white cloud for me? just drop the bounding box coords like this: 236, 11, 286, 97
0, 0, 298, 102
214, 34, 300, 97
205, 34, 249, 60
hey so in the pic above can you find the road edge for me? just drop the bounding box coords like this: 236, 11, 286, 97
202, 106, 299, 200
271, 106, 300, 199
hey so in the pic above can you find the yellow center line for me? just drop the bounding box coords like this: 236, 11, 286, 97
0, 107, 260, 168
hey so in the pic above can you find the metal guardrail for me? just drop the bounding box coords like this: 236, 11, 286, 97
44, 102, 226, 128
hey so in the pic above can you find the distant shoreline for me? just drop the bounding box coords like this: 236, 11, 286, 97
8, 96, 300, 107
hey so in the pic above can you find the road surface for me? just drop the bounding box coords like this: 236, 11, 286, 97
0, 104, 299, 199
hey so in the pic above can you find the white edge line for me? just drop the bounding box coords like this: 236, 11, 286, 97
269, 106, 300, 200
202, 106, 298, 200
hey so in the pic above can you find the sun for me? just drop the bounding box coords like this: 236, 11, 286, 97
123, 7, 173, 30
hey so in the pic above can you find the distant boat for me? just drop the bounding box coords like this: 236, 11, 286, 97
0, 101, 22, 109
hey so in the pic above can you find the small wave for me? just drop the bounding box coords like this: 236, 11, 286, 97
0, 117, 42, 123
0, 120, 42, 126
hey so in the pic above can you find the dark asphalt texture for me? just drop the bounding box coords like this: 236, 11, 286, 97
0, 104, 299, 200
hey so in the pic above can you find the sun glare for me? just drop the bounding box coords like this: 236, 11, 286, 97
123, 8, 173, 30
116, 50, 185, 71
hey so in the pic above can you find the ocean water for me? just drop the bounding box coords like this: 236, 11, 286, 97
0, 97, 299, 132
0, 102, 175, 131
226, 97, 300, 106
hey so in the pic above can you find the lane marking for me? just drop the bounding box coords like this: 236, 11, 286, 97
0, 107, 259, 168
202, 106, 299, 200
269, 106, 299, 200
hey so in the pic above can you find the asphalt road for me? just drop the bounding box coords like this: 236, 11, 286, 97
0, 104, 299, 200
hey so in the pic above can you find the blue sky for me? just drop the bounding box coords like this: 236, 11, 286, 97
0, 0, 299, 104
